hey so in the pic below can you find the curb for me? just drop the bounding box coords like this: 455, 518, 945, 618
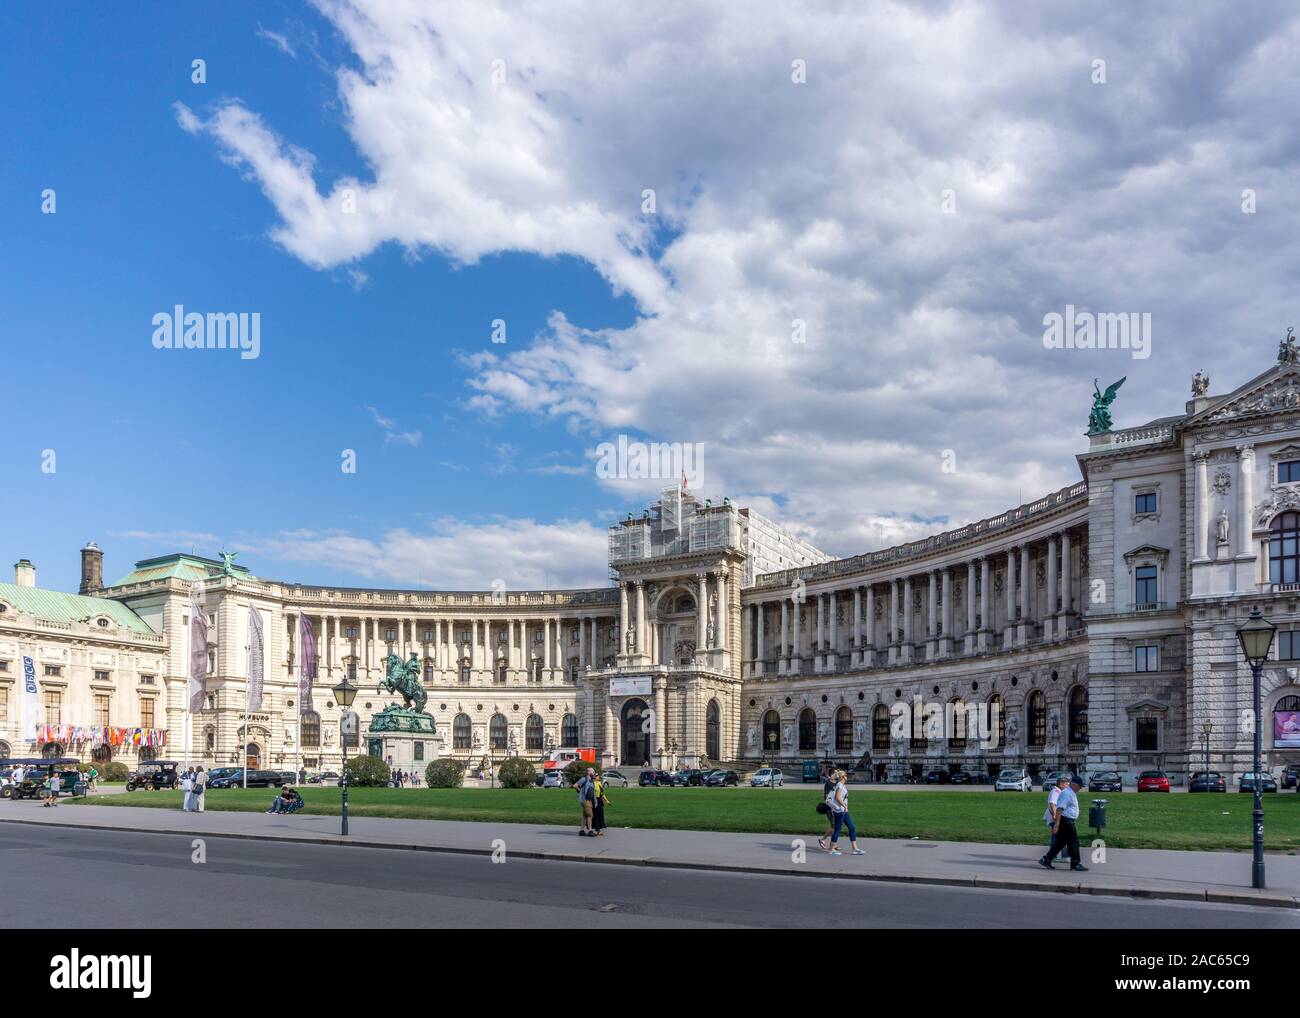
5, 815, 1296, 909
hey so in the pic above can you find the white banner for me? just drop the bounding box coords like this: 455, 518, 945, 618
21, 656, 37, 746
609, 676, 652, 697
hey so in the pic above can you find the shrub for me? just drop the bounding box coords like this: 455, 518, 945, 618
563, 758, 597, 786
425, 758, 465, 788
343, 754, 391, 787
79, 761, 129, 782
498, 757, 537, 789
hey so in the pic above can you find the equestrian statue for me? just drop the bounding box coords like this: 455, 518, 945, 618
381, 652, 429, 714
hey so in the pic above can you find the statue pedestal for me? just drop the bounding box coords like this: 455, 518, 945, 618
366, 707, 440, 776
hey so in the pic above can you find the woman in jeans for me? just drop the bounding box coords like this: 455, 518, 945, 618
826, 770, 864, 856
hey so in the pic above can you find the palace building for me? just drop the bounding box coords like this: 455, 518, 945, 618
7, 345, 1300, 785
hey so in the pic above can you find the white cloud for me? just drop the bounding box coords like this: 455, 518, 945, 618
367, 405, 422, 446
181, 0, 1300, 557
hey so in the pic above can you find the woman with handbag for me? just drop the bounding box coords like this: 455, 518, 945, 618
592, 773, 609, 836
825, 769, 864, 856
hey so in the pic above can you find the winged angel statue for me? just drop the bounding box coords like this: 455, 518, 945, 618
1087, 377, 1126, 435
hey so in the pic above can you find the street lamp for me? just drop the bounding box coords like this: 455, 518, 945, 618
766, 730, 777, 790
332, 675, 358, 837
1200, 719, 1214, 784
1236, 607, 1276, 889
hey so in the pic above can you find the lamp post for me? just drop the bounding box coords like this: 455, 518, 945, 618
1201, 719, 1214, 784
332, 676, 358, 837
766, 730, 777, 789
1237, 607, 1276, 890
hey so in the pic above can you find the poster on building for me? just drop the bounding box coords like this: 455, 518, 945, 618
610, 676, 652, 697
1275, 711, 1300, 748
340, 710, 359, 749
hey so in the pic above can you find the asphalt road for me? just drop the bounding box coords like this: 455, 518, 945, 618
2, 823, 1296, 929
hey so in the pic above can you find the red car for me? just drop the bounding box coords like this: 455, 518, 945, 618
1137, 770, 1171, 792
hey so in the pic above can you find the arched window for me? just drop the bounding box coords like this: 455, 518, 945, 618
452, 713, 471, 750
706, 700, 721, 760
1068, 686, 1089, 745
988, 695, 1006, 749
0, 740, 10, 758
1271, 513, 1300, 585
562, 713, 579, 746
301, 710, 321, 748
948, 700, 967, 749
92, 743, 113, 762
1028, 690, 1046, 747
762, 710, 781, 752
204, 726, 215, 753
798, 708, 817, 751
835, 706, 852, 752
41, 742, 64, 758
489, 713, 508, 750
525, 714, 543, 751
872, 705, 890, 750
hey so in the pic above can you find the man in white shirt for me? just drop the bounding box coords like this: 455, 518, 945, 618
1039, 774, 1088, 872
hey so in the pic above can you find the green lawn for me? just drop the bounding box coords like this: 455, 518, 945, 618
72, 785, 1300, 852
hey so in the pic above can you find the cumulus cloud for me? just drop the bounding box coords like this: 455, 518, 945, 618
180, 0, 1300, 559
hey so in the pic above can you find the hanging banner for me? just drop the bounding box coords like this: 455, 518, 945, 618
298, 614, 316, 711
1275, 710, 1300, 748
188, 582, 208, 713
22, 657, 37, 746
247, 606, 264, 713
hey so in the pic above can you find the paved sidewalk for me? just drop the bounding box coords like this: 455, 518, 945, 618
4, 799, 1297, 908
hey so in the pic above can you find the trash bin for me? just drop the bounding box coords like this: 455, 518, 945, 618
1089, 798, 1108, 833
73, 782, 88, 797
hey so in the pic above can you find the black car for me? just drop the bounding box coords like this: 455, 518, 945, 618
639, 769, 674, 787
1239, 772, 1278, 793
1088, 770, 1124, 793
948, 771, 973, 784
703, 769, 740, 787
12, 767, 83, 799
125, 760, 182, 792
673, 769, 705, 786
1282, 764, 1300, 790
924, 770, 949, 784
1189, 771, 1227, 793
209, 769, 284, 789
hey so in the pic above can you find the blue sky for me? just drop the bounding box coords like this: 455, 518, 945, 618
6, 1, 1300, 595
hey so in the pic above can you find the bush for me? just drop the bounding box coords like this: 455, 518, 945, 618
563, 758, 597, 786
344, 755, 391, 787
498, 757, 537, 789
79, 761, 129, 782
425, 758, 465, 788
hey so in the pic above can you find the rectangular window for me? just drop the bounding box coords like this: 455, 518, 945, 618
140, 698, 155, 729
0, 686, 7, 722
0, 660, 9, 672
1280, 460, 1300, 484
139, 674, 155, 685
1134, 565, 1158, 605
1135, 717, 1159, 751
1135, 645, 1159, 672
1134, 491, 1157, 514
94, 694, 111, 726
43, 690, 62, 725
43, 665, 63, 677
414, 742, 425, 762
94, 670, 110, 683
1281, 631, 1300, 661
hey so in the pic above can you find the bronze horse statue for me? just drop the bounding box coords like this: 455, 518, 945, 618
381, 652, 429, 714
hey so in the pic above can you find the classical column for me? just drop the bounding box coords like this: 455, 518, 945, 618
1237, 444, 1254, 559
941, 568, 953, 656
828, 590, 838, 669
815, 593, 825, 671
1045, 536, 1058, 641
1004, 549, 1017, 645
889, 580, 899, 664
792, 594, 802, 668
1194, 451, 1211, 562
1019, 544, 1031, 645
980, 558, 991, 651
965, 561, 977, 654
926, 571, 938, 660
634, 580, 646, 656
697, 573, 708, 654
1061, 531, 1073, 630
618, 583, 629, 654
852, 587, 862, 666
716, 570, 728, 650
864, 585, 875, 667
755, 603, 766, 676
653, 676, 667, 766
578, 616, 587, 671
542, 618, 552, 673
902, 576, 914, 663
780, 599, 790, 672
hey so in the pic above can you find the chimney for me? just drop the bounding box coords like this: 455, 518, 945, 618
13, 559, 35, 587
80, 541, 104, 594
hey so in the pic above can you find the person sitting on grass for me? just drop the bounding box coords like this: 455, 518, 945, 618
266, 786, 304, 815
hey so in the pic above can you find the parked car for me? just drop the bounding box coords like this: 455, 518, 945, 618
1189, 771, 1227, 793
319, 771, 339, 783
601, 770, 630, 788
1039, 770, 1069, 792
703, 769, 740, 787
1239, 772, 1278, 793
1282, 764, 1300, 790
948, 771, 973, 784
9, 760, 84, 799
751, 767, 784, 787
125, 760, 182, 792
639, 770, 674, 786
673, 769, 705, 786
541, 770, 566, 788
994, 768, 1033, 792
209, 769, 284, 789
1088, 770, 1124, 793
277, 771, 298, 786
924, 770, 949, 784
206, 767, 242, 784
1137, 770, 1171, 793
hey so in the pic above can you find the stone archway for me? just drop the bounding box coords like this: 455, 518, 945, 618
621, 698, 651, 766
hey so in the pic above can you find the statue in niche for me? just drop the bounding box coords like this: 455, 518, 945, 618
782, 723, 793, 747
747, 725, 758, 750
1048, 712, 1060, 743
855, 720, 866, 745
1216, 508, 1230, 546
817, 721, 829, 745
626, 624, 636, 653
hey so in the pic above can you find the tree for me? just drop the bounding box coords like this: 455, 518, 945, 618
498, 757, 536, 789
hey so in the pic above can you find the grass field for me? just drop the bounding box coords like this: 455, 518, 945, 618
72, 785, 1300, 852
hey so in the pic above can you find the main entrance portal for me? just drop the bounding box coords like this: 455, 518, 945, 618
621, 698, 651, 766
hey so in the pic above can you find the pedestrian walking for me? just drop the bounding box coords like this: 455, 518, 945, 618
85, 765, 99, 793
181, 768, 194, 812
592, 773, 609, 836
576, 767, 597, 836
43, 770, 61, 807
194, 766, 206, 813
1041, 772, 1064, 860
824, 769, 864, 856
1039, 774, 1088, 872
816, 764, 836, 850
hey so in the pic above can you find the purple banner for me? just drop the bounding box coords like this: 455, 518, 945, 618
247, 606, 264, 713
188, 586, 208, 714
298, 614, 316, 711
1276, 710, 1300, 748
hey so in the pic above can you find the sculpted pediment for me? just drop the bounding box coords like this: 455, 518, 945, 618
1193, 365, 1300, 426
